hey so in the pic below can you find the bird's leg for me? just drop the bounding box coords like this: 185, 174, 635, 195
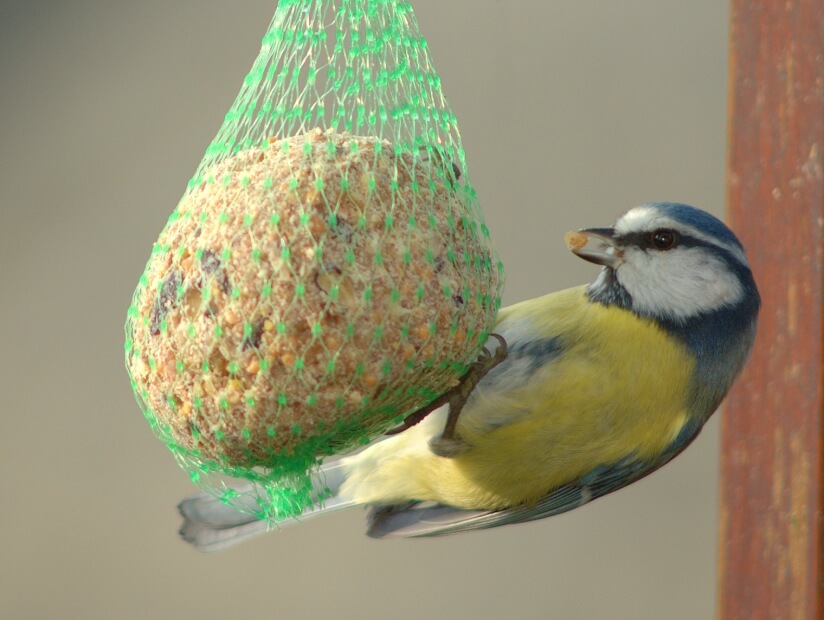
385, 334, 508, 441
439, 334, 508, 439
429, 334, 508, 457
384, 391, 451, 436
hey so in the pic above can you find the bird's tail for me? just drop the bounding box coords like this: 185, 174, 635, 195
177, 458, 356, 552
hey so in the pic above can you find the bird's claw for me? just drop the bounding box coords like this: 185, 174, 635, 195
385, 334, 509, 443
430, 334, 508, 456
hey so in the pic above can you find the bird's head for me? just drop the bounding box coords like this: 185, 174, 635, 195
573, 202, 760, 330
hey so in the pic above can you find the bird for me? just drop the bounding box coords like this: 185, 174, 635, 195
178, 202, 760, 552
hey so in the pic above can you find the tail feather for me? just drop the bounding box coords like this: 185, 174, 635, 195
179, 514, 270, 553
177, 458, 356, 552
177, 482, 261, 528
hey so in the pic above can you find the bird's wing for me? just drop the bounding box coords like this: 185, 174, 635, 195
451, 306, 568, 438
365, 448, 686, 538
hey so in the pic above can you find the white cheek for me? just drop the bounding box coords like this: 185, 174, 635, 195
617, 248, 744, 318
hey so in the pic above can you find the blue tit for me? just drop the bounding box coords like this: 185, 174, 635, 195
179, 202, 760, 551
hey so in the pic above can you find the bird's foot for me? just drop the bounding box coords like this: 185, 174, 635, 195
429, 334, 508, 457
386, 334, 508, 443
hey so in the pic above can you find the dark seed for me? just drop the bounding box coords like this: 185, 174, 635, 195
200, 250, 231, 294
451, 162, 462, 181
453, 294, 464, 306
150, 270, 182, 335
434, 255, 446, 273
242, 318, 266, 351
200, 249, 221, 274
329, 216, 355, 244
218, 274, 231, 295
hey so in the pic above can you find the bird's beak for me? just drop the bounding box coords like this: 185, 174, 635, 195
571, 227, 623, 268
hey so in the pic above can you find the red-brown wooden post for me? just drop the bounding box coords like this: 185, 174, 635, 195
719, 1, 824, 618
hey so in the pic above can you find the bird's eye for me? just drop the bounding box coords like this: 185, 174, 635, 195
650, 229, 678, 250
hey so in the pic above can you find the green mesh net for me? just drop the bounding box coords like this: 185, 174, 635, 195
125, 0, 504, 523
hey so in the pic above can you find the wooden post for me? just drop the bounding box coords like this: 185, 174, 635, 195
719, 1, 824, 618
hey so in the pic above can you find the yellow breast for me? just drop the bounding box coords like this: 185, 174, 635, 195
426, 286, 697, 509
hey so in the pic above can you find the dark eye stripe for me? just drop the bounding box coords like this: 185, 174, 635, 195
617, 230, 751, 272
620, 231, 707, 251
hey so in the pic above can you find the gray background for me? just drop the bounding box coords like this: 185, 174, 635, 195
1, 1, 728, 618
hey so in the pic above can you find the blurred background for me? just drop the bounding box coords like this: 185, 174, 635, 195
0, 1, 729, 618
